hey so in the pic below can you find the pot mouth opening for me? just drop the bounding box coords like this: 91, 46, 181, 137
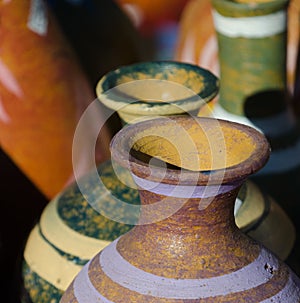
110, 116, 270, 184
96, 61, 219, 111
130, 119, 256, 171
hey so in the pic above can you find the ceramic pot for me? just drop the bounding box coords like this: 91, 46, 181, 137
96, 60, 219, 124
21, 160, 139, 303
46, 0, 147, 87
0, 0, 111, 199
174, 0, 300, 97
198, 0, 300, 231
61, 115, 300, 302
211, 0, 290, 116
21, 60, 219, 303
116, 0, 189, 36
96, 60, 296, 262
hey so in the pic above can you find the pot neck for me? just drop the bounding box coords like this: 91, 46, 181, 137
132, 173, 243, 230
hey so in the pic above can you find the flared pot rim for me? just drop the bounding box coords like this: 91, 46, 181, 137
110, 115, 271, 186
96, 60, 219, 117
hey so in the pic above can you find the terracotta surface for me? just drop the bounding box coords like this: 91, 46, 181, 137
0, 0, 111, 199
61, 116, 300, 302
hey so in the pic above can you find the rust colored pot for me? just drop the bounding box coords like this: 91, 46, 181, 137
61, 115, 300, 302
0, 0, 111, 199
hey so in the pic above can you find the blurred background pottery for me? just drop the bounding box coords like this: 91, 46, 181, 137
61, 115, 300, 302
0, 0, 112, 200
0, 1, 112, 301
207, 0, 300, 233
116, 0, 190, 60
174, 0, 300, 97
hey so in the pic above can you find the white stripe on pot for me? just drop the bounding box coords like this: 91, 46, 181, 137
74, 260, 114, 303
98, 238, 278, 299
131, 174, 241, 198
260, 271, 300, 302
40, 196, 110, 259
212, 9, 286, 38
24, 225, 82, 290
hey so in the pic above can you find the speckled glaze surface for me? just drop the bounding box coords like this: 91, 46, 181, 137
21, 160, 139, 303
60, 116, 300, 302
0, 0, 111, 199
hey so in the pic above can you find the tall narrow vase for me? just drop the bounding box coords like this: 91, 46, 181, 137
0, 0, 111, 199
210, 0, 300, 225
61, 115, 300, 302
174, 0, 300, 96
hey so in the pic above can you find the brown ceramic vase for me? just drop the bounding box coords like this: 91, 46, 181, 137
60, 115, 300, 302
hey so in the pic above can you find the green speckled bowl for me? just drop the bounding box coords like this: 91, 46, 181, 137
96, 61, 219, 124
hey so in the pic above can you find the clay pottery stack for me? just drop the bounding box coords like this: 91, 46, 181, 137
61, 115, 300, 302
96, 60, 296, 262
21, 61, 219, 303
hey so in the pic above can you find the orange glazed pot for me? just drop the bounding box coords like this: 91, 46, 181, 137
60, 116, 300, 302
116, 0, 189, 35
174, 0, 300, 96
0, 0, 111, 199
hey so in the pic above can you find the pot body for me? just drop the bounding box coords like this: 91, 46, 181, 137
0, 0, 111, 199
175, 0, 300, 96
21, 160, 139, 303
61, 116, 300, 302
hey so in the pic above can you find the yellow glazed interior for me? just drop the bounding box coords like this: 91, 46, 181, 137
115, 69, 205, 103
131, 120, 256, 171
